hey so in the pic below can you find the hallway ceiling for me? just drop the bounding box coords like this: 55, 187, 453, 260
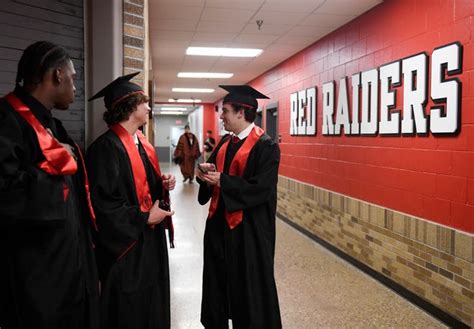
149, 0, 383, 106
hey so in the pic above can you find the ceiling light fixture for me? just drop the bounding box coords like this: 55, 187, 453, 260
172, 88, 215, 93
159, 111, 186, 115
168, 98, 202, 103
160, 107, 187, 111
178, 72, 234, 79
186, 47, 263, 57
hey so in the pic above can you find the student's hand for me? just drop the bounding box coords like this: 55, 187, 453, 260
162, 174, 176, 191
46, 128, 77, 161
195, 163, 215, 181
201, 171, 221, 187
147, 201, 174, 225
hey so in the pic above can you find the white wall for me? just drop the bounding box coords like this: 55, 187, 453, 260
187, 105, 203, 149
153, 114, 188, 147
85, 0, 123, 146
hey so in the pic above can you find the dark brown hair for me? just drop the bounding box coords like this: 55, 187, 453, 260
103, 93, 149, 125
230, 104, 257, 123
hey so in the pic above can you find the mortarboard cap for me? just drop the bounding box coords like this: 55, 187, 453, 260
219, 85, 269, 110
88, 72, 144, 109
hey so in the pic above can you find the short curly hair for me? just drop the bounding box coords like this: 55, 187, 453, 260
103, 93, 149, 125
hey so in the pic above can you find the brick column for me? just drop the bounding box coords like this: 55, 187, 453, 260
123, 0, 154, 141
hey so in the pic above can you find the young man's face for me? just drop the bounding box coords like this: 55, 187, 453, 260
54, 60, 76, 110
220, 103, 242, 133
131, 100, 151, 126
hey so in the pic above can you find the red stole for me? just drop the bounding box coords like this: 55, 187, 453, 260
4, 93, 97, 230
208, 126, 264, 229
111, 124, 174, 247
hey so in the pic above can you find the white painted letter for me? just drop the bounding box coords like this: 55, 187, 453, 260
335, 77, 351, 135
297, 90, 307, 135
361, 69, 379, 135
306, 87, 317, 135
322, 81, 335, 135
431, 43, 462, 134
351, 73, 361, 134
290, 92, 298, 135
402, 53, 428, 134
380, 61, 401, 134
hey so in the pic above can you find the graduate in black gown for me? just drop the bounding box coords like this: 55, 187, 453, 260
86, 72, 176, 329
196, 85, 282, 329
0, 41, 100, 329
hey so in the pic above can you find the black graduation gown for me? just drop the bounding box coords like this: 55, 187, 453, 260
86, 130, 170, 329
0, 88, 100, 329
197, 133, 282, 329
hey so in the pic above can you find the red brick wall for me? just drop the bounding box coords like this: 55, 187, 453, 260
251, 0, 474, 233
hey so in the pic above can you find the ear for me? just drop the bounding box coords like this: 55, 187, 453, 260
53, 67, 62, 84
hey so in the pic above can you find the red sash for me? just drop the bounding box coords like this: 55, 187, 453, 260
208, 126, 264, 229
111, 124, 174, 247
4, 93, 97, 230
5, 93, 77, 175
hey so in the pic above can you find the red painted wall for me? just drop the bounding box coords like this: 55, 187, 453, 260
250, 0, 474, 233
202, 103, 218, 144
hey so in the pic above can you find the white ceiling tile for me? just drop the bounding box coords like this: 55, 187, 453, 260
150, 0, 205, 6
316, 0, 382, 16
286, 25, 335, 37
252, 10, 308, 25
205, 0, 264, 10
260, 0, 326, 13
234, 33, 280, 45
151, 30, 194, 41
192, 32, 238, 43
301, 13, 356, 27
196, 20, 246, 33
200, 7, 255, 22
211, 57, 253, 71
275, 35, 318, 46
241, 23, 293, 35
149, 5, 203, 20
152, 19, 198, 31
181, 56, 217, 71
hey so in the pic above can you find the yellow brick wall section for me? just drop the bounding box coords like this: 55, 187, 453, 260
277, 175, 474, 327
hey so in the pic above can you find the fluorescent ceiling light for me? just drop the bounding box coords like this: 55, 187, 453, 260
172, 88, 214, 93
161, 107, 187, 111
186, 47, 263, 57
168, 98, 202, 103
178, 72, 233, 79
159, 111, 185, 115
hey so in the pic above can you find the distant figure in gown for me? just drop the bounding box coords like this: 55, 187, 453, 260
174, 124, 201, 183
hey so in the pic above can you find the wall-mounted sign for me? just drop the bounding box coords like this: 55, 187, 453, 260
290, 42, 463, 136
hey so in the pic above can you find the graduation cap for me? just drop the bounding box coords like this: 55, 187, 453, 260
219, 85, 269, 110
88, 72, 144, 109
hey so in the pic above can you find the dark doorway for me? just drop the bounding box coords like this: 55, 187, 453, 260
266, 103, 278, 142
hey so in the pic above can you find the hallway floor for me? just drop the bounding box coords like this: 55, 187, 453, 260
163, 163, 445, 329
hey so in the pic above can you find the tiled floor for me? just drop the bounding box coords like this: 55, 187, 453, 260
163, 163, 446, 329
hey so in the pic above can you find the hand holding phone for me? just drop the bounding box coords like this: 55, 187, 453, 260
197, 163, 215, 174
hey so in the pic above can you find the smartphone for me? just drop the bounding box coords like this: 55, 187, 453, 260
197, 163, 208, 174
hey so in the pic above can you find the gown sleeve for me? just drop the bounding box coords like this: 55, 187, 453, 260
86, 137, 149, 259
219, 138, 280, 212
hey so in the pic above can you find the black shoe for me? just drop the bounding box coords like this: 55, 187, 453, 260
183, 178, 188, 182
189, 179, 194, 184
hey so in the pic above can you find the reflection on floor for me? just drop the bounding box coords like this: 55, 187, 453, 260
163, 163, 445, 329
